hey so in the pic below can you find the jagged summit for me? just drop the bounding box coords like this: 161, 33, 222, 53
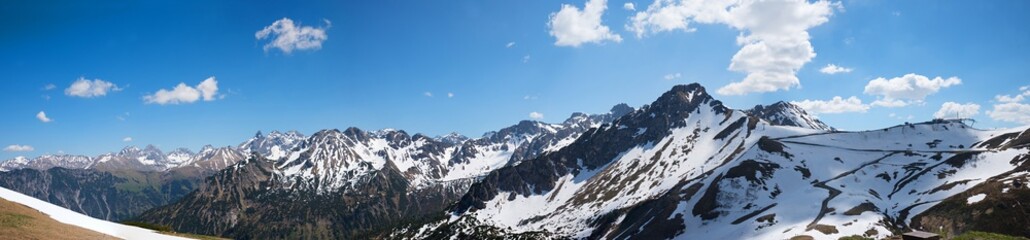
747, 101, 833, 131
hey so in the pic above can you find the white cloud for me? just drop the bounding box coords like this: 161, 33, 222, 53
627, 0, 838, 95
988, 102, 1030, 124
524, 95, 539, 100
663, 72, 682, 80
36, 111, 52, 123
933, 102, 980, 119
3, 145, 33, 152
624, 2, 636, 11
43, 84, 56, 90
523, 55, 531, 63
529, 112, 545, 120
506, 42, 516, 48
123, 137, 133, 142
871, 99, 909, 107
447, 92, 454, 98
994, 88, 1029, 103
144, 77, 221, 105
863, 73, 961, 107
791, 96, 870, 114
995, 94, 1024, 103
819, 64, 852, 74
548, 0, 623, 47
424, 92, 433, 97
988, 87, 1030, 124
256, 18, 330, 54
65, 77, 120, 98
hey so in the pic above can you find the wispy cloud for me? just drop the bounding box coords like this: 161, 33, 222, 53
529, 112, 544, 120
3, 145, 33, 152
819, 64, 853, 74
792, 96, 870, 114
663, 73, 682, 80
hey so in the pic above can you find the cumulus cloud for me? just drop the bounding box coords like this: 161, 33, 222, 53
624, 2, 636, 10
791, 96, 869, 114
65, 77, 120, 98
627, 0, 838, 95
447, 92, 454, 98
144, 77, 221, 105
424, 92, 433, 97
523, 55, 531, 63
663, 72, 682, 80
36, 111, 52, 123
863, 73, 961, 107
988, 102, 1030, 124
256, 18, 330, 54
548, 0, 623, 47
123, 137, 133, 142
529, 112, 545, 120
3, 145, 34, 152
994, 87, 1029, 103
43, 84, 56, 90
988, 87, 1030, 124
819, 64, 852, 74
933, 102, 980, 119
506, 42, 516, 48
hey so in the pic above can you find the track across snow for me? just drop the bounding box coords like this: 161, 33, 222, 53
0, 186, 188, 240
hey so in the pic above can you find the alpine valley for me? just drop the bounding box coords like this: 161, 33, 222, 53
2, 84, 1028, 239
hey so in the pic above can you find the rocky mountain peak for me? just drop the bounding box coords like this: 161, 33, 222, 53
746, 101, 833, 131
609, 103, 634, 117
652, 83, 718, 114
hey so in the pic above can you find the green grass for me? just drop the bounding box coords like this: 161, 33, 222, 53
0, 212, 31, 228
953, 231, 1030, 240
120, 221, 173, 232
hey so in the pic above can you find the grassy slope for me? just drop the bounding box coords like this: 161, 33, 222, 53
0, 198, 118, 240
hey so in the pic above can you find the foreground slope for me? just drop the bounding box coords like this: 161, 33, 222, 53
0, 197, 116, 240
0, 186, 187, 240
403, 84, 1030, 239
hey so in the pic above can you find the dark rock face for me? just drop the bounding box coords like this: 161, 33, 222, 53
911, 153, 1030, 238
137, 157, 474, 239
0, 167, 203, 221
455, 83, 723, 214
746, 101, 833, 131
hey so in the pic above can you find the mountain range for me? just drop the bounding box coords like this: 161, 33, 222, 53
1, 83, 1026, 239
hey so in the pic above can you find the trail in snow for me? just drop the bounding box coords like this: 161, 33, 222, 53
0, 186, 188, 240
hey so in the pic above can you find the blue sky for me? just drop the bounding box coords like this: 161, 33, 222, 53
2, 0, 1029, 159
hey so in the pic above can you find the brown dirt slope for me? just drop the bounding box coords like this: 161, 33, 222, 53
0, 197, 117, 240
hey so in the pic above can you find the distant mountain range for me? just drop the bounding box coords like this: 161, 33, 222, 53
1, 83, 1026, 239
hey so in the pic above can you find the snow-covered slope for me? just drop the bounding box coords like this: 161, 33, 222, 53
0, 186, 187, 240
747, 101, 833, 131
408, 84, 1030, 240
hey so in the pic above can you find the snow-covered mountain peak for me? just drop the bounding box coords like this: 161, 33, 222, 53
747, 101, 833, 131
